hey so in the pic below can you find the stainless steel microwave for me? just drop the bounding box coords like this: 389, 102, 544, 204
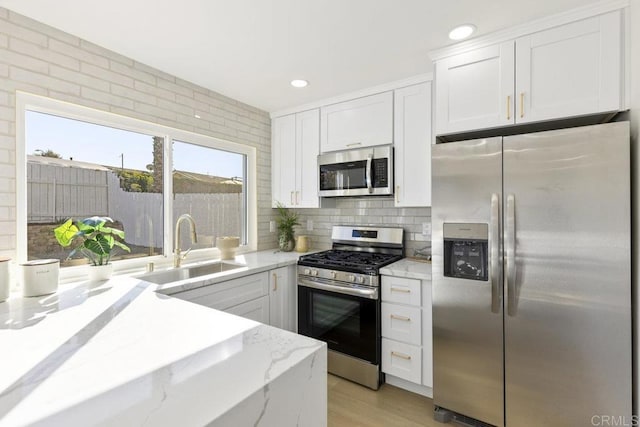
318, 145, 393, 197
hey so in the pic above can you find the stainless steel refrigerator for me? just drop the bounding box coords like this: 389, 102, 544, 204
431, 122, 631, 427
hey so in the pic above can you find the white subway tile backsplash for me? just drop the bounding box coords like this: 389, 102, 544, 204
0, 6, 276, 253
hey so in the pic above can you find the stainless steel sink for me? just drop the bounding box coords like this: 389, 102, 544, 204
140, 261, 245, 285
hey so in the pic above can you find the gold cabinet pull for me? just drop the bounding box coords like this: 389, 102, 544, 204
290, 191, 294, 205
390, 314, 411, 322
272, 273, 278, 291
520, 92, 524, 118
395, 186, 400, 203
295, 191, 299, 205
507, 95, 511, 120
391, 287, 410, 293
391, 351, 412, 360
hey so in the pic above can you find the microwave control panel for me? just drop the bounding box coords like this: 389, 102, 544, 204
372, 158, 388, 187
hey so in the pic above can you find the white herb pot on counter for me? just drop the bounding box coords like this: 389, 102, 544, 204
20, 259, 59, 297
88, 264, 113, 282
216, 236, 240, 260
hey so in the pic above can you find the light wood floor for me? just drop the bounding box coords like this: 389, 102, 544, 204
328, 374, 441, 427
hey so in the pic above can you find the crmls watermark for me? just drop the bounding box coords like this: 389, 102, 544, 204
591, 415, 640, 426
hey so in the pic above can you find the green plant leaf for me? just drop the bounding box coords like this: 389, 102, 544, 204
83, 234, 111, 257
112, 240, 131, 253
54, 219, 79, 247
101, 226, 125, 239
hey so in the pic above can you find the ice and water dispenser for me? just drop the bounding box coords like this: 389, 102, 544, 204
443, 223, 488, 281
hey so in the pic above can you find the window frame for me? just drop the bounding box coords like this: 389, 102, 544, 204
16, 92, 257, 282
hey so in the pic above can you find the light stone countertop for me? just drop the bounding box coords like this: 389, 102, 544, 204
380, 258, 432, 281
0, 250, 327, 426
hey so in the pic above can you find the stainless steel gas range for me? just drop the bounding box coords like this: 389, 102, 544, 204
297, 225, 403, 390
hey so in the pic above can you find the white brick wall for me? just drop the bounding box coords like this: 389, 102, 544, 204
0, 7, 277, 256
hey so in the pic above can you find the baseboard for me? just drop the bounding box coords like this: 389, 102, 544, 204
385, 375, 433, 398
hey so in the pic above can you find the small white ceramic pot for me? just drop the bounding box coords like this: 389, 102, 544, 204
216, 236, 240, 260
20, 259, 59, 297
0, 257, 10, 302
88, 264, 113, 282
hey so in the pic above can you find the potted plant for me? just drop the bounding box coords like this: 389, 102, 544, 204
54, 216, 130, 281
275, 202, 300, 252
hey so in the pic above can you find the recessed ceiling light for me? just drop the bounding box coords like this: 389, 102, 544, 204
449, 24, 476, 41
194, 114, 201, 119
290, 79, 309, 88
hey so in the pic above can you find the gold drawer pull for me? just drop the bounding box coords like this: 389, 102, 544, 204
390, 314, 411, 322
391, 351, 412, 360
507, 95, 511, 120
391, 287, 410, 293
520, 92, 524, 118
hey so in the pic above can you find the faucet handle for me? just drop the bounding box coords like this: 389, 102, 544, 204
181, 247, 192, 260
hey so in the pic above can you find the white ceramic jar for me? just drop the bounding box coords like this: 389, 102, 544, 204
20, 259, 60, 297
0, 257, 10, 302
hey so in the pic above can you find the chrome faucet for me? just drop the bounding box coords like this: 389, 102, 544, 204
174, 214, 198, 268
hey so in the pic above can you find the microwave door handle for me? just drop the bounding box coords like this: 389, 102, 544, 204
366, 153, 373, 193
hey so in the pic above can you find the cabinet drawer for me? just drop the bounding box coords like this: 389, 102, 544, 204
381, 276, 421, 306
381, 338, 422, 384
381, 303, 421, 345
172, 272, 269, 311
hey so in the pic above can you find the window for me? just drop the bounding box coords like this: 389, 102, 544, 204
17, 93, 257, 278
172, 140, 247, 251
25, 111, 164, 267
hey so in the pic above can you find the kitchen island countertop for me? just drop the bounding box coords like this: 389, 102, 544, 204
0, 250, 326, 426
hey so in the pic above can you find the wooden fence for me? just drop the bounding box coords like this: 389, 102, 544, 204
28, 163, 243, 249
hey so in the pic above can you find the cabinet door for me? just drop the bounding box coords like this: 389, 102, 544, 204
320, 92, 393, 152
227, 295, 270, 324
435, 42, 514, 135
394, 82, 432, 207
269, 266, 292, 331
421, 280, 433, 388
515, 11, 622, 124
272, 114, 297, 207
295, 109, 320, 208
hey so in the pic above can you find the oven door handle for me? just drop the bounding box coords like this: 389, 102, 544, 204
299, 278, 379, 299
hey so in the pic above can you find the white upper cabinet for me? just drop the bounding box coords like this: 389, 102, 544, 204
434, 9, 624, 136
272, 109, 320, 208
515, 11, 622, 123
394, 82, 432, 207
435, 42, 514, 135
320, 91, 393, 153
295, 110, 320, 208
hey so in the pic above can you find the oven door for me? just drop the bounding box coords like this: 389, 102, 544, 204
298, 279, 380, 364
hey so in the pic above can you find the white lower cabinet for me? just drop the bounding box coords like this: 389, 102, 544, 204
269, 265, 296, 332
381, 275, 433, 397
227, 295, 270, 324
171, 266, 297, 330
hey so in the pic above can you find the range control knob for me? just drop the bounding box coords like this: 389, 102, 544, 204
311, 269, 318, 277
330, 271, 337, 279
304, 268, 310, 275
357, 276, 365, 284
347, 275, 356, 282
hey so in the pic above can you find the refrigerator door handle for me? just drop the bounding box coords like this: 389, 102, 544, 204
490, 193, 501, 313
506, 194, 517, 316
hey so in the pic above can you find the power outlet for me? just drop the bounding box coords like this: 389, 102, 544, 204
422, 222, 431, 236
307, 219, 313, 231
269, 220, 276, 233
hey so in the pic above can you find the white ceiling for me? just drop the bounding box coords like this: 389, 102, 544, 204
0, 0, 599, 112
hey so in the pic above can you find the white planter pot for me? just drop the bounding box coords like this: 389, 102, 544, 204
216, 236, 240, 260
20, 259, 59, 297
88, 264, 113, 282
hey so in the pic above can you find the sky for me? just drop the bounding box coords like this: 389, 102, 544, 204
25, 111, 244, 178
